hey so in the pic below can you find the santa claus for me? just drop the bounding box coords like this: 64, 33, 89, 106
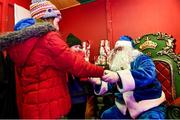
90, 35, 167, 119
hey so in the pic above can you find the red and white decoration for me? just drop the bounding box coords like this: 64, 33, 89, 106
82, 40, 90, 62
95, 40, 110, 65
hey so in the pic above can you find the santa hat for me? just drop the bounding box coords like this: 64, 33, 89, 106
115, 35, 135, 48
30, 0, 61, 19
66, 33, 82, 47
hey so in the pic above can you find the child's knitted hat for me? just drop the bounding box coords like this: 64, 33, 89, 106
30, 0, 61, 19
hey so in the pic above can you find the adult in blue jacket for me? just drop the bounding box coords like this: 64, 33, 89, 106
90, 35, 166, 119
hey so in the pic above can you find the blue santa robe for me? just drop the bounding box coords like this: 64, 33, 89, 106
95, 53, 166, 119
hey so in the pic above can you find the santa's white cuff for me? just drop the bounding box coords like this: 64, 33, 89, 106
116, 70, 135, 93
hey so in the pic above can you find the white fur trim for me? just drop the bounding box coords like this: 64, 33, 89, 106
122, 91, 166, 119
94, 81, 108, 95
115, 41, 132, 48
116, 70, 135, 93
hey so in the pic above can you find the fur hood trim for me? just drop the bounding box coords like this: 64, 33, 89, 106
0, 22, 56, 51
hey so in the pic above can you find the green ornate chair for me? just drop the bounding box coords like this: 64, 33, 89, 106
134, 32, 180, 105
134, 32, 180, 118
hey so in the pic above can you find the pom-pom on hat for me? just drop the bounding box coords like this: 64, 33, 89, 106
14, 18, 36, 31
66, 33, 82, 47
30, 0, 61, 19
115, 35, 135, 48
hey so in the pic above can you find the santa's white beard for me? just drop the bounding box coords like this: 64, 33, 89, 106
108, 47, 135, 72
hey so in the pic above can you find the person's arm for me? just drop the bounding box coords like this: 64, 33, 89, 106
44, 32, 104, 78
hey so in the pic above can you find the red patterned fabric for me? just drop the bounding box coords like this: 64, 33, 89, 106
154, 61, 173, 104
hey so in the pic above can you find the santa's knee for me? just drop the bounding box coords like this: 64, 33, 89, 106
101, 109, 112, 119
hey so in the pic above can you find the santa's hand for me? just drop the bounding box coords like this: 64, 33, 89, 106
89, 77, 102, 85
102, 70, 119, 83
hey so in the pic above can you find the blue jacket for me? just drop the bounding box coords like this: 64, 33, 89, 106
95, 53, 166, 118
68, 74, 92, 104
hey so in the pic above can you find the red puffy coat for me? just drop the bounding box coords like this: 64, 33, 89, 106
2, 24, 104, 118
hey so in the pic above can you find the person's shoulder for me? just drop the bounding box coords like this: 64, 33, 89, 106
44, 31, 63, 40
42, 31, 67, 48
135, 53, 152, 62
141, 54, 151, 59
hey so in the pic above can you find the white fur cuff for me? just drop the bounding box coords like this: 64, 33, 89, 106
116, 70, 135, 93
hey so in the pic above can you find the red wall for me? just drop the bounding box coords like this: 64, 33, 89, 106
110, 0, 180, 53
60, 0, 180, 60
14, 0, 30, 9
60, 0, 107, 62
0, 0, 30, 32
0, 0, 15, 32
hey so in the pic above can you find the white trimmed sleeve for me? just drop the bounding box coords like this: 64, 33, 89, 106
116, 70, 135, 93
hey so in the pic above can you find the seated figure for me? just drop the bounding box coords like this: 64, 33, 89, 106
90, 35, 167, 119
